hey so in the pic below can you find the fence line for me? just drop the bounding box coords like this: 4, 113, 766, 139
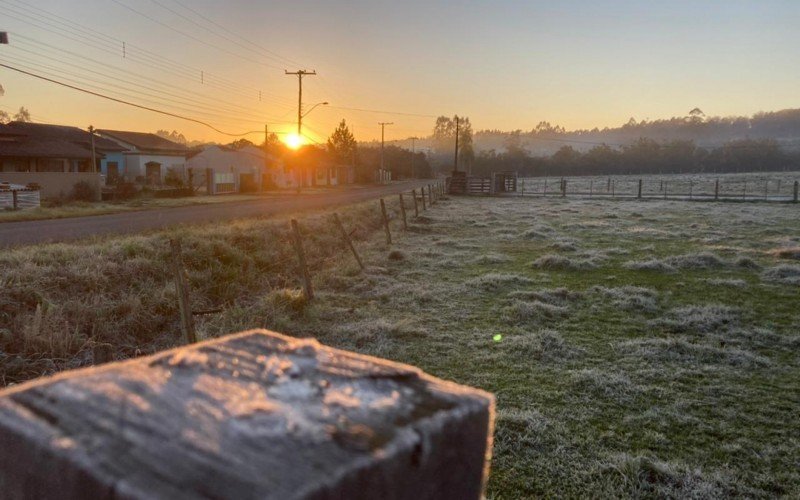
512, 177, 799, 202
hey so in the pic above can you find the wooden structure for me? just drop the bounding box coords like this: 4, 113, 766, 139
0, 330, 495, 500
448, 171, 518, 196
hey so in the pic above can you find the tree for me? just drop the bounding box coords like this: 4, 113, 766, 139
155, 129, 187, 144
432, 115, 455, 156
228, 138, 255, 149
0, 110, 10, 124
457, 116, 475, 173
13, 106, 31, 122
326, 119, 357, 164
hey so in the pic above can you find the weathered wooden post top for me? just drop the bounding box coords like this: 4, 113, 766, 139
0, 330, 495, 500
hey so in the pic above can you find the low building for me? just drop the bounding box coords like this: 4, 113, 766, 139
186, 145, 270, 194
0, 122, 122, 200
96, 129, 188, 185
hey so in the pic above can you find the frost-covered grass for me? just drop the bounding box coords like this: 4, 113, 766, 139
2, 194, 799, 497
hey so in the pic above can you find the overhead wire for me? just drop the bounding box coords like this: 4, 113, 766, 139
107, 0, 286, 71
1, 0, 290, 102
3, 45, 282, 123
0, 62, 272, 137
170, 0, 306, 68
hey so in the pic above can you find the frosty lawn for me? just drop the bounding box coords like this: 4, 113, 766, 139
1, 195, 798, 497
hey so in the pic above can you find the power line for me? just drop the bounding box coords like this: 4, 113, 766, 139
329, 105, 437, 118
0, 54, 270, 128
0, 0, 274, 99
0, 62, 267, 136
2, 46, 276, 123
151, 0, 304, 68
170, 0, 305, 67
108, 0, 285, 71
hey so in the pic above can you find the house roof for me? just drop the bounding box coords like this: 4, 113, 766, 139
97, 129, 187, 153
0, 121, 125, 153
0, 139, 96, 159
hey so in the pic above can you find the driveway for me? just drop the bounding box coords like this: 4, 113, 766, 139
0, 181, 435, 247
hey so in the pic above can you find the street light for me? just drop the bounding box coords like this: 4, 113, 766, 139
301, 101, 329, 119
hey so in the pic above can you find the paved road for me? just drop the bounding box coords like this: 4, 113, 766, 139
0, 181, 434, 248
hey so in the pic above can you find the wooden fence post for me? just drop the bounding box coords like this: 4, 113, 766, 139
714, 179, 719, 200
290, 219, 314, 300
637, 179, 642, 199
399, 193, 408, 230
380, 198, 392, 245
412, 188, 419, 217
794, 180, 799, 203
764, 180, 769, 201
421, 186, 427, 211
12, 190, 18, 210
612, 180, 615, 198
428, 184, 434, 206
169, 239, 197, 344
333, 213, 364, 271
743, 180, 747, 200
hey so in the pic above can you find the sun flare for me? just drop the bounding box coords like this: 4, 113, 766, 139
284, 133, 304, 150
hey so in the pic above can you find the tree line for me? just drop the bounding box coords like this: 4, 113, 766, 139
471, 137, 800, 177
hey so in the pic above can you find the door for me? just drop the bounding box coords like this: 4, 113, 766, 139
107, 162, 119, 184
145, 162, 161, 185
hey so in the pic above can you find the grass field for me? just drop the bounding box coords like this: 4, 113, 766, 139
1, 194, 799, 497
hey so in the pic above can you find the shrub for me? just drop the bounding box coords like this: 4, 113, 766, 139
70, 181, 96, 202
164, 168, 185, 188
114, 182, 139, 200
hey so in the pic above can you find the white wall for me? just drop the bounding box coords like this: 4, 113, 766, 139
125, 153, 186, 182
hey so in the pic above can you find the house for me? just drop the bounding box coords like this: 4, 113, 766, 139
0, 122, 124, 200
96, 129, 187, 185
186, 145, 271, 194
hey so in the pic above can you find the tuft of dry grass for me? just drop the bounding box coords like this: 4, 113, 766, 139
761, 264, 800, 286
769, 247, 800, 260
530, 254, 602, 270
651, 304, 740, 334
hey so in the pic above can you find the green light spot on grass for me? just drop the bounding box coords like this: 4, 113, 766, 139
493, 334, 503, 342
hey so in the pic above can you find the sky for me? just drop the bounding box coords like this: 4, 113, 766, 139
1, 0, 799, 145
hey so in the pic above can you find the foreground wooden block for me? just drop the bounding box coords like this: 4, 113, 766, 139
0, 330, 494, 499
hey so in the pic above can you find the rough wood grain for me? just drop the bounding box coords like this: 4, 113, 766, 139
0, 330, 494, 500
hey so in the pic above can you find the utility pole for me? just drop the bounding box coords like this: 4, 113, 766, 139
453, 116, 460, 173
379, 122, 393, 173
285, 70, 317, 136
88, 125, 97, 173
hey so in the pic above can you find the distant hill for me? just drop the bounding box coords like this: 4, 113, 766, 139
473, 108, 800, 155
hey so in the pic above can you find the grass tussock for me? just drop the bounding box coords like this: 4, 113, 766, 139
530, 254, 602, 271
651, 304, 740, 334
593, 286, 659, 313
623, 259, 677, 273
617, 337, 771, 368
761, 264, 800, 286
502, 329, 580, 362
570, 368, 641, 404
601, 453, 730, 498
466, 273, 534, 290
503, 299, 569, 325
